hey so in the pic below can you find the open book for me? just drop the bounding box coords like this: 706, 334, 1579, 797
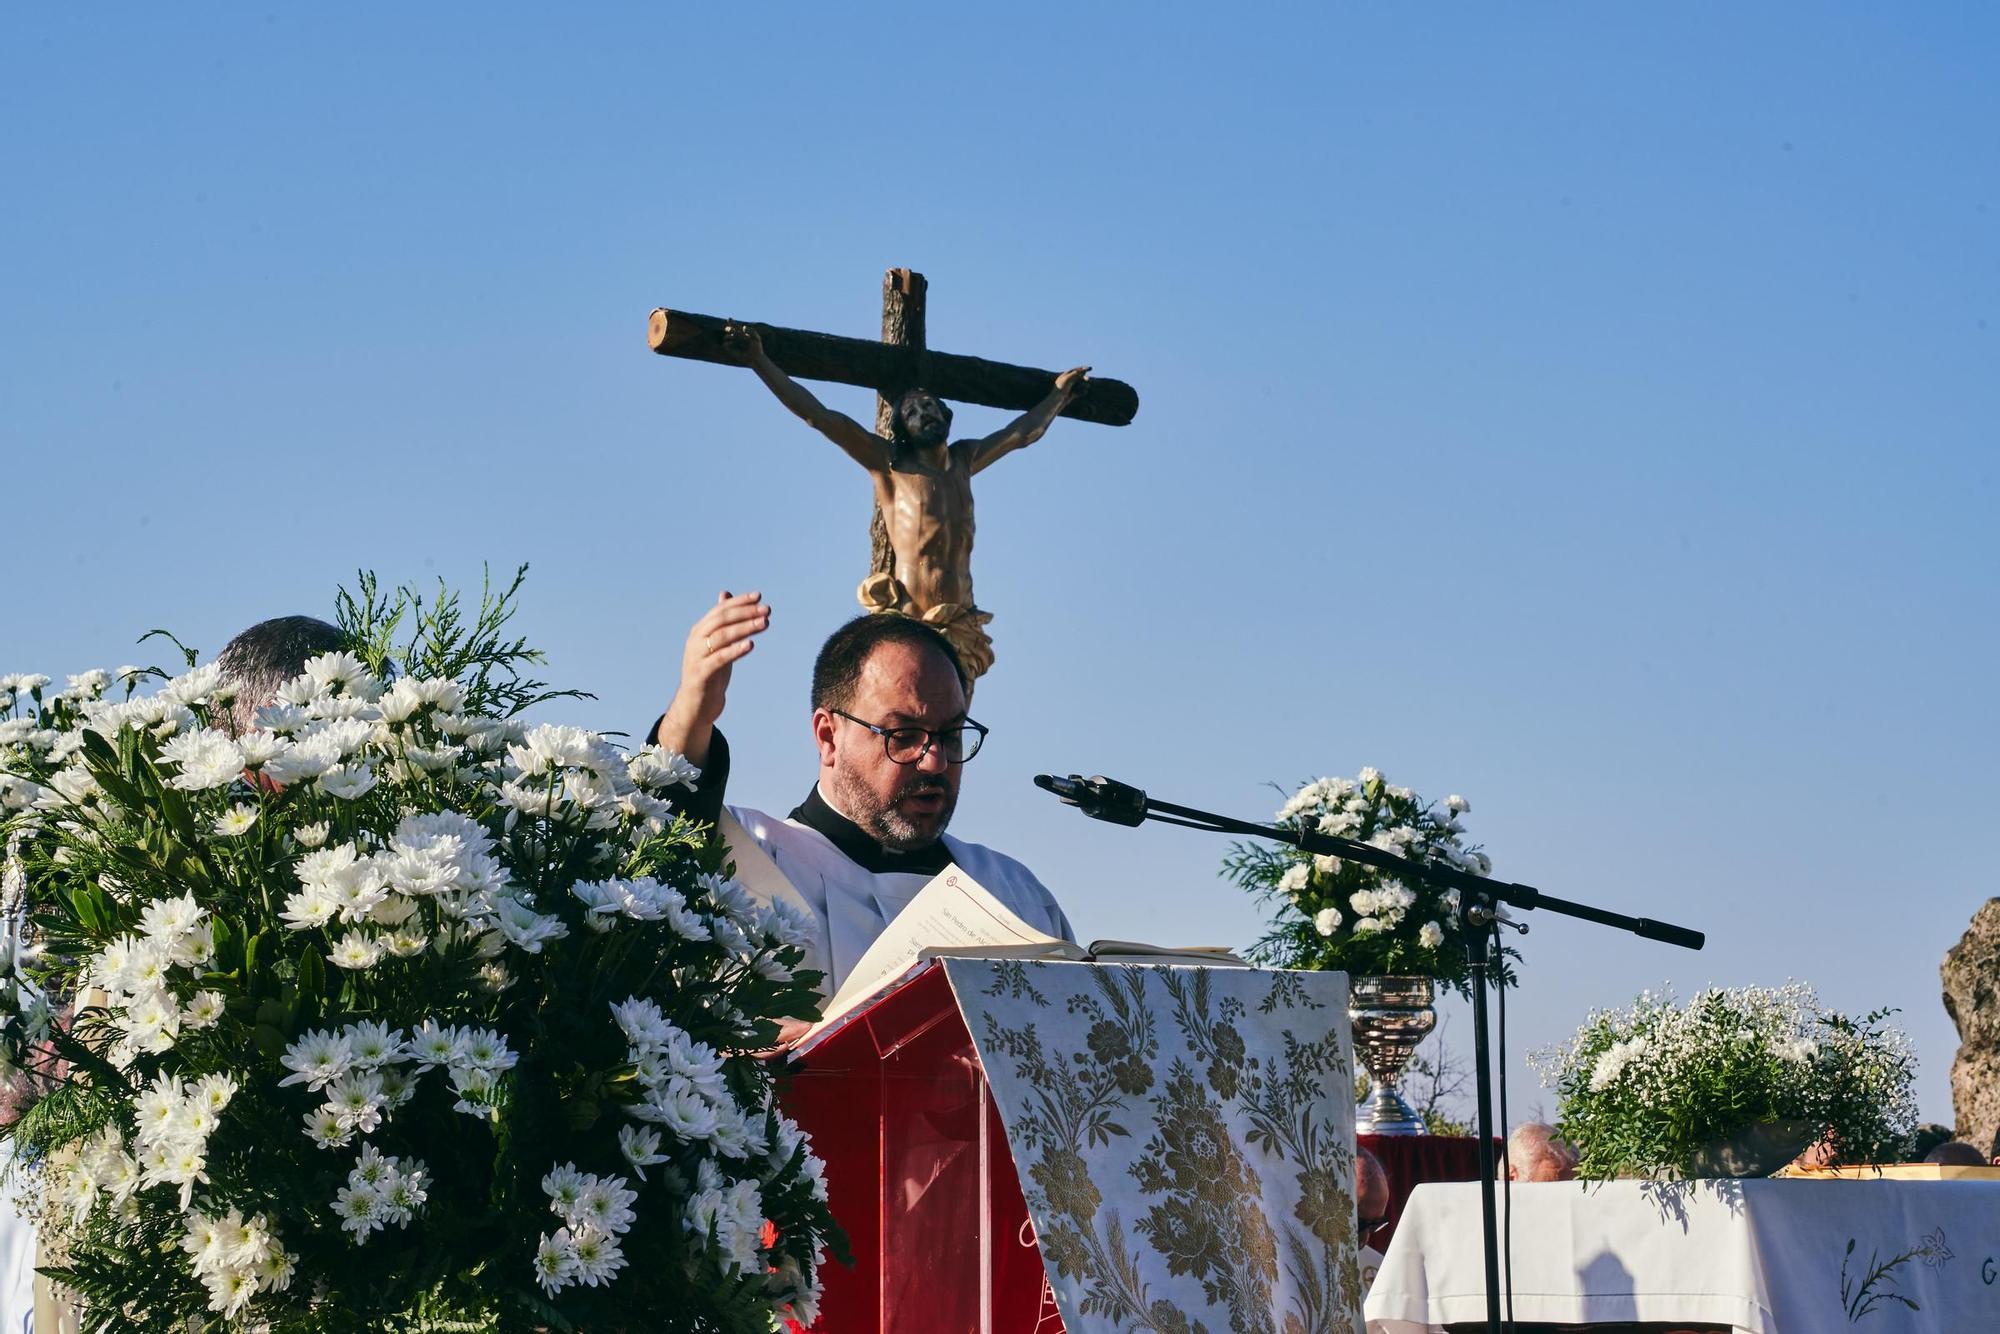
801, 865, 1247, 1045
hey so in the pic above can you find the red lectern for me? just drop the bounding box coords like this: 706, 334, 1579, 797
781, 961, 1065, 1334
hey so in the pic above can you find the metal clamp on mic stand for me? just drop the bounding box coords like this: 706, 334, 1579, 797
1034, 771, 1705, 1334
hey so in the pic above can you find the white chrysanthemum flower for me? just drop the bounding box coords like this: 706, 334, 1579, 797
542, 1163, 588, 1212
139, 892, 204, 943
381, 926, 429, 957
200, 1264, 258, 1318
233, 728, 284, 768
292, 820, 331, 850
192, 1073, 237, 1115
47, 764, 102, 807
610, 997, 675, 1053
295, 843, 361, 892
380, 1162, 429, 1224
326, 1071, 388, 1134
762, 896, 818, 952
257, 1244, 297, 1292
162, 663, 226, 708
327, 931, 384, 971
367, 894, 420, 927
709, 1114, 754, 1160
346, 1020, 404, 1068
182, 991, 227, 1029
219, 1208, 273, 1268
408, 1020, 463, 1071
459, 1028, 517, 1073
333, 1182, 386, 1240
302, 651, 370, 694
568, 1225, 626, 1287
279, 1030, 353, 1091
157, 729, 245, 791
330, 864, 392, 924
619, 1124, 667, 1178
449, 1065, 499, 1116
262, 734, 341, 786
213, 804, 259, 837
627, 745, 700, 793
280, 885, 340, 932
494, 896, 568, 953
534, 1229, 579, 1295
574, 1176, 638, 1236
256, 701, 311, 734
181, 1211, 227, 1273
351, 1142, 393, 1188
636, 1081, 719, 1140
303, 1105, 351, 1149
319, 765, 378, 801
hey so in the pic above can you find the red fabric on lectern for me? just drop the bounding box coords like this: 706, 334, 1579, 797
1357, 1132, 1494, 1248
781, 962, 1064, 1334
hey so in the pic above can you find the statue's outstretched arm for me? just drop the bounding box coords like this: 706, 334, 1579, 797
966, 366, 1089, 475
725, 324, 890, 472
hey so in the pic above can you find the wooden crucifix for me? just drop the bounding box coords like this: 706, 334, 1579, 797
648, 269, 1138, 690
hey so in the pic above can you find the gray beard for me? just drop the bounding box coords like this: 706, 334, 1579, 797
827, 768, 956, 852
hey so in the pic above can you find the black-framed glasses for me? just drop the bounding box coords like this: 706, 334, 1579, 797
830, 709, 988, 765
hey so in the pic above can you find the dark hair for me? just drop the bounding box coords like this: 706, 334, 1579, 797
214, 615, 347, 732
1907, 1122, 1955, 1162
811, 615, 966, 712
1923, 1139, 1988, 1167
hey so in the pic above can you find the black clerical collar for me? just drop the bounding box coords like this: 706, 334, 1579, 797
789, 785, 954, 876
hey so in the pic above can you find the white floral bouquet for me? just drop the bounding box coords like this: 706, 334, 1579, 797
1224, 768, 1508, 994
0, 573, 839, 1332
1531, 983, 1918, 1180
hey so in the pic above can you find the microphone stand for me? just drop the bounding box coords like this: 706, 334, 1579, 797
1034, 774, 1704, 1334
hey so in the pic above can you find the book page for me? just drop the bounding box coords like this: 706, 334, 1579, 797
806, 865, 1073, 1039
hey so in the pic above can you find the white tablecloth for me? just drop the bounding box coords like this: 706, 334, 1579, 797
1365, 1178, 2000, 1333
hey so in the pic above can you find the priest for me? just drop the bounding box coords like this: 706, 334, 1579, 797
646, 590, 1073, 1002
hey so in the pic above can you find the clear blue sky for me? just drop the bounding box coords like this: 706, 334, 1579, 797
4, 4, 1994, 1126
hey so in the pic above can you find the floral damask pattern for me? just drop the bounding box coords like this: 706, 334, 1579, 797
947, 960, 1364, 1334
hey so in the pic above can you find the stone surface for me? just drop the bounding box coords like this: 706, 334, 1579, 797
1941, 897, 2000, 1154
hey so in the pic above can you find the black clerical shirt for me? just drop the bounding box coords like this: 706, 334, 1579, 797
652, 723, 954, 875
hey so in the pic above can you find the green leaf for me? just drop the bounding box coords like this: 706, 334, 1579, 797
243, 928, 268, 987
293, 944, 326, 1022
67, 885, 103, 935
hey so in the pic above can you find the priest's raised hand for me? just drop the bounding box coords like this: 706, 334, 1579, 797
654, 589, 769, 771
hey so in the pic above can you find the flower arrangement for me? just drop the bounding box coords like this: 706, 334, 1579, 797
1223, 769, 1507, 995
0, 572, 839, 1332
1531, 983, 1918, 1180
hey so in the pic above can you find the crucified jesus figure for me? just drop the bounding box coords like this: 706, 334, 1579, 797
723, 322, 1088, 687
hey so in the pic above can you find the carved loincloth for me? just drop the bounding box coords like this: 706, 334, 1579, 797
856, 572, 995, 685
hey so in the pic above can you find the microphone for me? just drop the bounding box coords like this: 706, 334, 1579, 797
1032, 773, 1149, 827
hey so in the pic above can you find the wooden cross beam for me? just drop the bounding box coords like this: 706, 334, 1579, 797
646, 269, 1139, 428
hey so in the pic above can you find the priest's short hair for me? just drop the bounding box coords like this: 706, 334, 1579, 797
812, 615, 967, 713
